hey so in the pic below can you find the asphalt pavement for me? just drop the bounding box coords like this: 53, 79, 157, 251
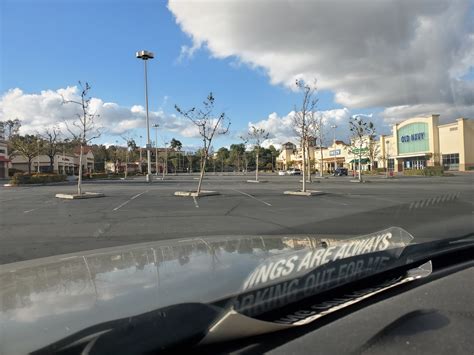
1, 173, 473, 264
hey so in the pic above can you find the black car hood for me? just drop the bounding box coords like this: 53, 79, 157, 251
0, 228, 471, 354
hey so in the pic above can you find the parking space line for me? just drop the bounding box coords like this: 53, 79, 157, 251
113, 190, 148, 211
233, 189, 272, 206
192, 196, 199, 208
23, 208, 37, 214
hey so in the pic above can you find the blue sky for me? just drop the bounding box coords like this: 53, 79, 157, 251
1, 0, 472, 149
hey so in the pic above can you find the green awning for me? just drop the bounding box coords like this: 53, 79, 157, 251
349, 158, 370, 164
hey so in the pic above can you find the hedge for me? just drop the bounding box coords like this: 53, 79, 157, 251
403, 167, 444, 176
10, 173, 67, 185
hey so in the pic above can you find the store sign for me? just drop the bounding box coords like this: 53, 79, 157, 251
351, 148, 368, 154
329, 149, 341, 156
397, 122, 429, 154
400, 132, 425, 143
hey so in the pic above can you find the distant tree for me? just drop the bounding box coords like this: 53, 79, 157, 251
42, 126, 62, 172
0, 119, 21, 140
62, 81, 102, 195
349, 115, 375, 182
229, 143, 245, 172
120, 136, 137, 178
216, 147, 230, 172
170, 138, 182, 151
241, 126, 269, 181
175, 93, 230, 195
9, 134, 41, 174
293, 79, 318, 192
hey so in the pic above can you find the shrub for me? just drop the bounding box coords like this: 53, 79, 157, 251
403, 167, 444, 176
90, 173, 109, 179
8, 168, 23, 177
10, 173, 67, 185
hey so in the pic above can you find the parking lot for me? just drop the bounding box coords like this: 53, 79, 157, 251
1, 173, 472, 264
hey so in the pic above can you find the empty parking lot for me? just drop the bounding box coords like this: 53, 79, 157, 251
1, 174, 472, 264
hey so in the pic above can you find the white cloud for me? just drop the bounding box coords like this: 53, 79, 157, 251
248, 108, 353, 147
0, 86, 198, 139
168, 0, 474, 120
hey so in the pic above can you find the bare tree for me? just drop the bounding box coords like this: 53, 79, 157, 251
349, 115, 375, 182
241, 126, 269, 182
293, 79, 318, 192
42, 126, 62, 172
62, 81, 101, 195
9, 134, 41, 174
367, 135, 380, 173
175, 93, 230, 195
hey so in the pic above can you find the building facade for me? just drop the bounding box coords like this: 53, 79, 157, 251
10, 148, 95, 175
380, 115, 473, 172
277, 115, 473, 173
0, 140, 10, 178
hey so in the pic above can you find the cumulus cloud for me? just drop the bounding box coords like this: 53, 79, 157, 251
169, 0, 474, 120
247, 108, 353, 147
0, 86, 198, 139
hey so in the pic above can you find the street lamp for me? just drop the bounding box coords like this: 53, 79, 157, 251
330, 124, 337, 171
36, 135, 40, 173
153, 123, 159, 176
136, 50, 154, 182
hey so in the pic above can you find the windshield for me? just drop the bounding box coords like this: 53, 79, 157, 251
0, 0, 473, 353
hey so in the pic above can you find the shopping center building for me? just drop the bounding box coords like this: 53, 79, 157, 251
380, 115, 474, 172
276, 114, 473, 173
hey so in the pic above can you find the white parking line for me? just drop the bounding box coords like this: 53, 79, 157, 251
23, 208, 37, 214
192, 196, 199, 208
233, 189, 272, 206
113, 190, 148, 211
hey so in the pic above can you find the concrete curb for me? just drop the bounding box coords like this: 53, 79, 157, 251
174, 190, 220, 197
284, 190, 325, 196
299, 180, 321, 183
246, 180, 268, 183
3, 181, 72, 187
350, 179, 371, 183
56, 192, 105, 199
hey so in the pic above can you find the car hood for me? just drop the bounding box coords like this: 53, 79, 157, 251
0, 228, 471, 354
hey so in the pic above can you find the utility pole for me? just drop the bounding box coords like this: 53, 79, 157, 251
136, 50, 154, 183
331, 124, 337, 172
153, 124, 159, 176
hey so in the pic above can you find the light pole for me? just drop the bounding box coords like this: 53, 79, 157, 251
136, 50, 154, 182
153, 123, 159, 176
36, 136, 40, 173
331, 124, 337, 172
162, 141, 169, 180
386, 140, 390, 178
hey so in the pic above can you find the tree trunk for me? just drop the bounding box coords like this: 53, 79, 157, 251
255, 148, 259, 181
77, 144, 84, 195
302, 139, 306, 192
197, 155, 207, 195
125, 150, 128, 179
319, 140, 324, 178
27, 157, 32, 174
306, 144, 312, 182
49, 156, 54, 172
358, 151, 362, 182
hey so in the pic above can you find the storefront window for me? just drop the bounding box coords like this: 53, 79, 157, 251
403, 157, 426, 170
387, 159, 394, 170
442, 153, 459, 170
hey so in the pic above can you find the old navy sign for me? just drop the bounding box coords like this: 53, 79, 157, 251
400, 132, 425, 143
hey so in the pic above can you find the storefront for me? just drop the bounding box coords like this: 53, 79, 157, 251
380, 115, 474, 172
